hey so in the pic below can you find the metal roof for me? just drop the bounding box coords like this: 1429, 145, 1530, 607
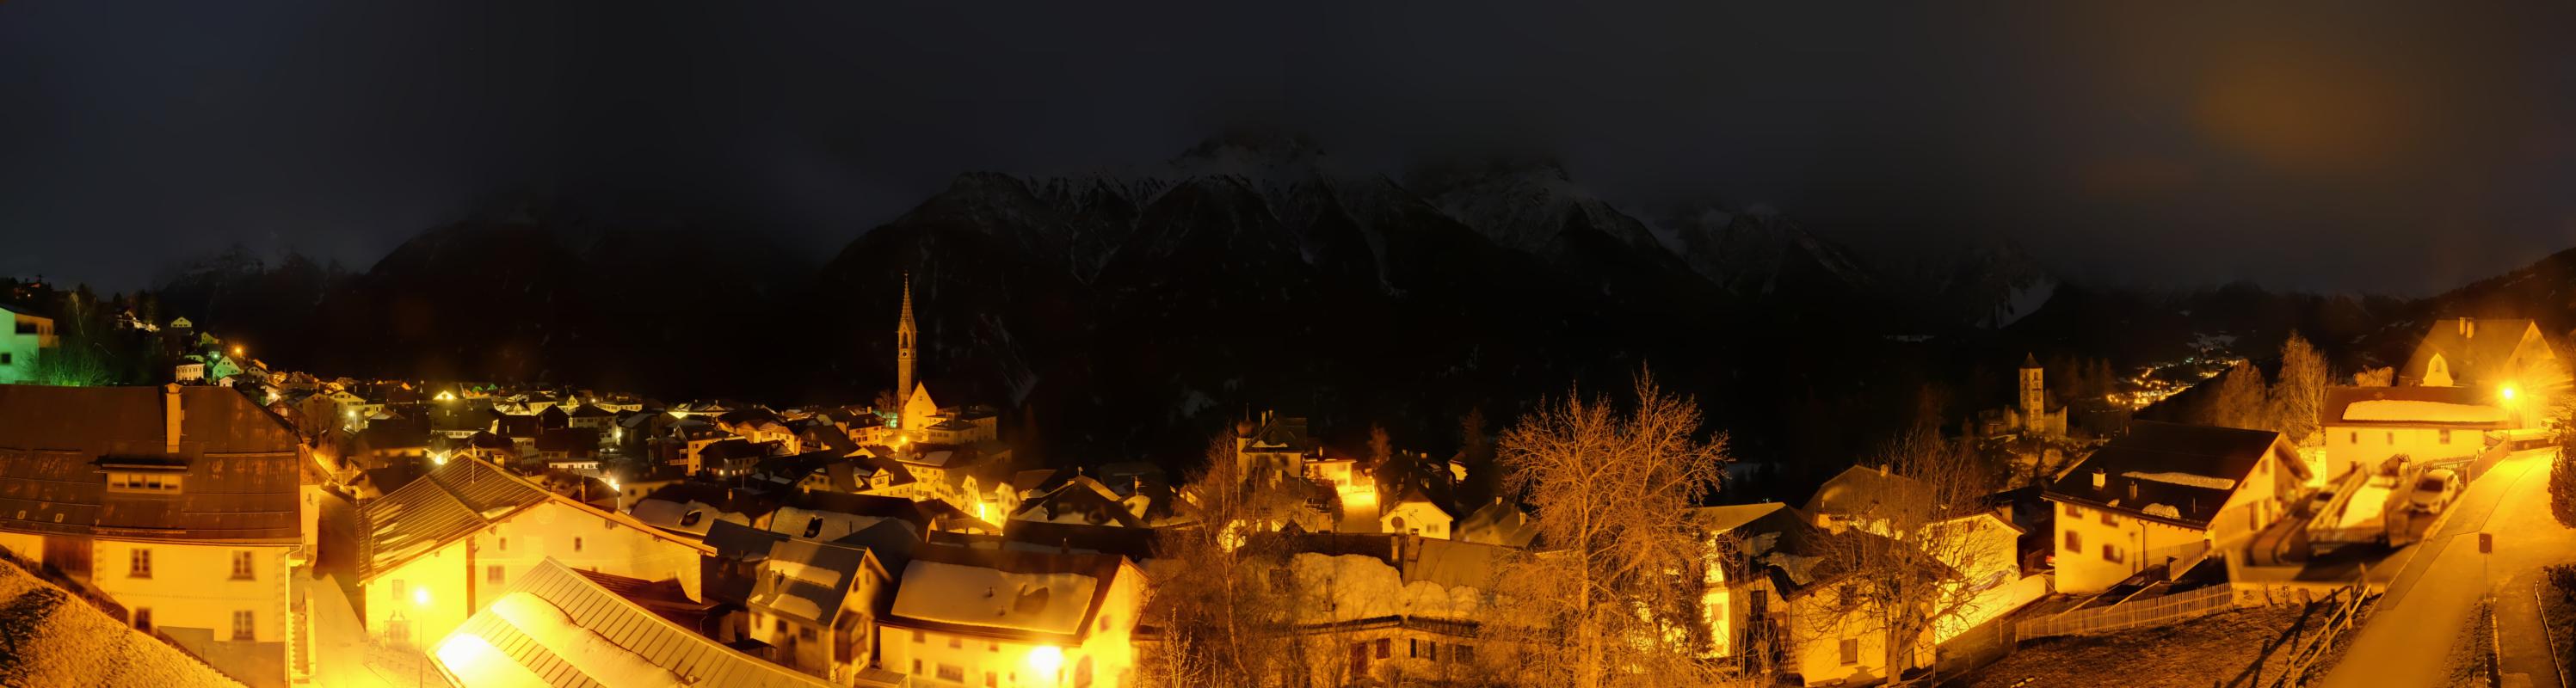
435, 558, 839, 688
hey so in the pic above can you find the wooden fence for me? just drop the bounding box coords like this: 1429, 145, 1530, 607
2012, 585, 2237, 642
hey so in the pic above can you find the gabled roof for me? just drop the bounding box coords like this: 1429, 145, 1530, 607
1011, 476, 1145, 528
2043, 421, 2302, 528
362, 458, 711, 580
0, 385, 304, 543
747, 538, 885, 626
434, 558, 841, 688
2400, 317, 2555, 386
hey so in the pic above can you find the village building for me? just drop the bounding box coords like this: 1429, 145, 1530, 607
0, 303, 57, 384
2400, 317, 2567, 391
0, 384, 319, 687
1377, 482, 1459, 539
1253, 533, 1503, 686
2043, 421, 2308, 593
1690, 502, 1925, 687
1453, 499, 1538, 548
878, 545, 1149, 688
1235, 410, 1320, 482
1803, 464, 2042, 642
356, 456, 713, 648
431, 558, 870, 687
745, 534, 897, 683
1976, 354, 2068, 439
2320, 385, 2514, 477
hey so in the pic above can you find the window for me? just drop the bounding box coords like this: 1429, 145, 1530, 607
133, 608, 153, 632
130, 549, 151, 579
985, 673, 997, 687
487, 565, 505, 585
1409, 638, 1419, 658
2103, 544, 2124, 563
805, 516, 825, 538
912, 630, 925, 643
948, 636, 963, 648
1427, 641, 1439, 661
0, 353, 9, 365
2063, 530, 2081, 553
989, 642, 1000, 653
231, 551, 255, 580
2385, 432, 2395, 444
1375, 638, 1390, 659
108, 471, 183, 494
911, 660, 921, 675
232, 611, 255, 641
799, 626, 817, 642
2099, 511, 2117, 525
936, 665, 965, 682
681, 510, 704, 527
2063, 504, 2083, 519
497, 537, 508, 552
1840, 638, 1860, 666
775, 619, 788, 634
572, 537, 583, 553
2350, 431, 2359, 444
2439, 429, 2452, 445
1453, 643, 1473, 664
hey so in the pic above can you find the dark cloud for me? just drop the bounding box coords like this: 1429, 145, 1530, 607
4, 1, 2571, 294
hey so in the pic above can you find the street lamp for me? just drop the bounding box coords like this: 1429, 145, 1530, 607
1026, 646, 1064, 687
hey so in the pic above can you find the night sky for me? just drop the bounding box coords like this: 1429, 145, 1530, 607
5, 1, 2573, 295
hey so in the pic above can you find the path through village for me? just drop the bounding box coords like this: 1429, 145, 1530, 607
2319, 450, 2573, 688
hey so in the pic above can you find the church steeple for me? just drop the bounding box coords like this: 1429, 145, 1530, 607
897, 273, 917, 401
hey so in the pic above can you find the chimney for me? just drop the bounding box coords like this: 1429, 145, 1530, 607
163, 384, 184, 454
2127, 480, 2138, 501
2090, 469, 2105, 489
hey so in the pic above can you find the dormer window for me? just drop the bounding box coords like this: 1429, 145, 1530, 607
804, 516, 824, 538
107, 470, 183, 494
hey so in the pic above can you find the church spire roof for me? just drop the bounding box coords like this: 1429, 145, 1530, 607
899, 273, 915, 332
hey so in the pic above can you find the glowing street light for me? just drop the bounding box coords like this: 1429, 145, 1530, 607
1026, 646, 1064, 686
412, 587, 432, 608
2501, 384, 2519, 403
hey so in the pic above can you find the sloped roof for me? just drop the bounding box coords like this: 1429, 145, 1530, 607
434, 559, 840, 688
0, 385, 303, 543
1803, 464, 1933, 518
747, 538, 884, 626
884, 545, 1134, 644
2400, 317, 2554, 386
361, 458, 552, 579
2043, 421, 2300, 528
2322, 385, 2513, 428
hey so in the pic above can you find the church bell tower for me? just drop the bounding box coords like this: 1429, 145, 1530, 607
897, 273, 917, 402
2018, 353, 2045, 420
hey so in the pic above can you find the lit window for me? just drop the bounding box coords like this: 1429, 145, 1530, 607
231, 551, 255, 580
131, 549, 152, 579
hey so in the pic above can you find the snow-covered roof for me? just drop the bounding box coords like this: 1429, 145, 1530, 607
2340, 400, 2508, 424
433, 559, 841, 688
883, 545, 1133, 643
2324, 385, 2517, 427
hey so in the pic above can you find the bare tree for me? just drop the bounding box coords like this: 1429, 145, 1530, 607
1493, 370, 1730, 688
1141, 436, 1315, 687
2271, 332, 2329, 445
1803, 424, 2005, 685
2201, 362, 2270, 430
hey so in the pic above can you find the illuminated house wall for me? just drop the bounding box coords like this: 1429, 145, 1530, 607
359, 459, 712, 648
0, 306, 55, 384
878, 548, 1147, 688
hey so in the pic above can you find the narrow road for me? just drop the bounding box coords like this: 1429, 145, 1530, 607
2319, 451, 2575, 688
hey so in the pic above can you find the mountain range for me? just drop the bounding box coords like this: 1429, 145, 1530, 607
144, 132, 2559, 500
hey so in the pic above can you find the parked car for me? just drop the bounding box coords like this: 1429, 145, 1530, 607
2406, 468, 2462, 513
